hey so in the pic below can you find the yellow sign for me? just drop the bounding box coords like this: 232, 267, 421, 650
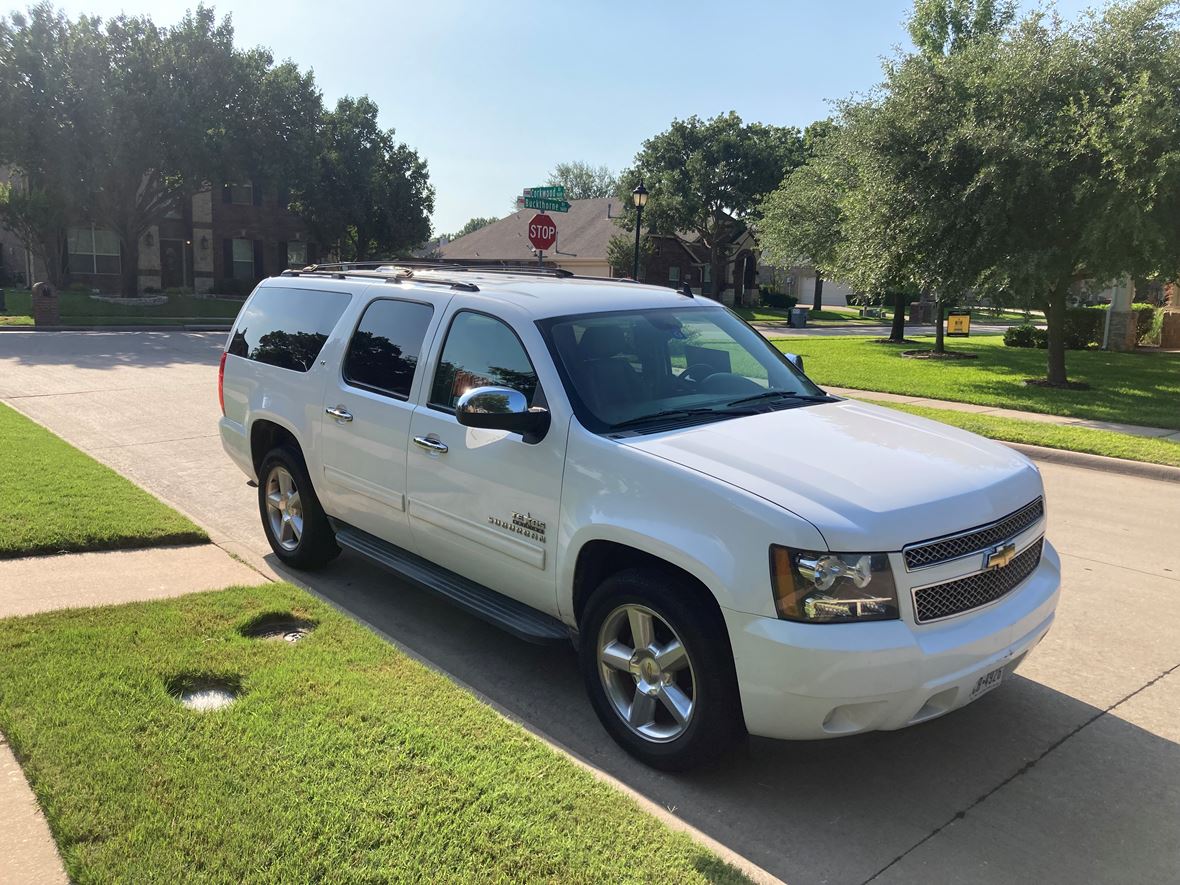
947, 313, 971, 337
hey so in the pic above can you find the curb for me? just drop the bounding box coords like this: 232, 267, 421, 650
0, 324, 232, 332
1004, 441, 1180, 483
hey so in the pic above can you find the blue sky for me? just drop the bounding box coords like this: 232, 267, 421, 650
5, 0, 1094, 234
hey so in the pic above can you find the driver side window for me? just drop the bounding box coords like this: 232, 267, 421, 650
428, 311, 539, 411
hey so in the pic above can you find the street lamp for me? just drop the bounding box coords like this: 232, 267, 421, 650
631, 182, 649, 280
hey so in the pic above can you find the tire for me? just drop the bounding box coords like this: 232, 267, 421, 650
578, 568, 743, 771
257, 444, 339, 569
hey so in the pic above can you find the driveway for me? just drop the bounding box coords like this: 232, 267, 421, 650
2, 330, 1178, 885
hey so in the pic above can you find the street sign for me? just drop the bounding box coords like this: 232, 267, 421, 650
527, 213, 557, 251
947, 310, 971, 337
523, 186, 565, 200
520, 196, 571, 212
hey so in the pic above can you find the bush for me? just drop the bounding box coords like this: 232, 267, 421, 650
1004, 324, 1038, 348
760, 289, 798, 310
1061, 307, 1105, 349
212, 278, 253, 297
164, 286, 194, 296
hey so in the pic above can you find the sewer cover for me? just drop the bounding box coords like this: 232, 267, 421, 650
168, 675, 240, 712
179, 686, 237, 711
240, 614, 316, 643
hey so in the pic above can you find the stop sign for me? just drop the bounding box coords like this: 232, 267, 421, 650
527, 213, 557, 251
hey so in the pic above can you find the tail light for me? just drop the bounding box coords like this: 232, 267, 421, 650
218, 351, 227, 415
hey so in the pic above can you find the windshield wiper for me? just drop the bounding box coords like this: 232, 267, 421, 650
609, 407, 753, 431
725, 390, 834, 408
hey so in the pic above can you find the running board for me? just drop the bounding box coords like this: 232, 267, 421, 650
332, 522, 571, 645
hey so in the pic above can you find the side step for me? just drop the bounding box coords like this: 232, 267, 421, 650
332, 522, 571, 645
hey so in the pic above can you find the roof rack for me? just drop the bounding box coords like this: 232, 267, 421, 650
291, 259, 575, 279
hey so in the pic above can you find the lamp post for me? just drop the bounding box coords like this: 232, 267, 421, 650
631, 182, 648, 280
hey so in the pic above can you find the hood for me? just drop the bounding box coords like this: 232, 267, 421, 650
621, 399, 1043, 551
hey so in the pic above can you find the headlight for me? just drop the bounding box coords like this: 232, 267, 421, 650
769, 545, 899, 623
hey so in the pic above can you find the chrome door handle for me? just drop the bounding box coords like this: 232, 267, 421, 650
413, 435, 448, 454
325, 406, 353, 422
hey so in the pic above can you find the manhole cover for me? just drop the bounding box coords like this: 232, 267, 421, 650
240, 613, 317, 643
167, 675, 241, 712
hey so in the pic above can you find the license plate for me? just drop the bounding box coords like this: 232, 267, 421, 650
969, 665, 1005, 699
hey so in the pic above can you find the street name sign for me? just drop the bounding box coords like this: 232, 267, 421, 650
520, 196, 571, 212
523, 186, 565, 199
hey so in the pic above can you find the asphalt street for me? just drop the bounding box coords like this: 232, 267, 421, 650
2, 330, 1177, 885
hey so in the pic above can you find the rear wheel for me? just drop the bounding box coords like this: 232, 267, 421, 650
578, 568, 742, 770
258, 445, 339, 569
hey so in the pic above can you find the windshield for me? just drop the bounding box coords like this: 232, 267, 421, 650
538, 306, 827, 433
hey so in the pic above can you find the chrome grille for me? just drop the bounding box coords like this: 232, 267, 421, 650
912, 538, 1044, 623
904, 498, 1044, 570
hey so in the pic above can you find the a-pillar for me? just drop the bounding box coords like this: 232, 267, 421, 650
1102, 276, 1137, 352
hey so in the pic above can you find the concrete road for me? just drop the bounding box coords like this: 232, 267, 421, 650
2, 330, 1178, 885
753, 322, 1013, 339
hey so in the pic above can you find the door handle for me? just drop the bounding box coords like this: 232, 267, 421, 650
325, 406, 353, 422
413, 435, 448, 454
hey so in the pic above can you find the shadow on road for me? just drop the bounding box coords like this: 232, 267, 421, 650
262, 550, 1178, 885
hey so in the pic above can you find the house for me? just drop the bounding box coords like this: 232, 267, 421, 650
757, 260, 855, 308
0, 170, 319, 294
439, 197, 762, 305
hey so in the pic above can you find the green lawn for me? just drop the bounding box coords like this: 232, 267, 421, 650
735, 305, 885, 326
0, 583, 745, 884
0, 403, 206, 557
775, 335, 1180, 430
0, 289, 241, 325
864, 400, 1180, 467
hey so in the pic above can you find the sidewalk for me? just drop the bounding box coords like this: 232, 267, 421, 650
0, 543, 270, 884
826, 385, 1180, 440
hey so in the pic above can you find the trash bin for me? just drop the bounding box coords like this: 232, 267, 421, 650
790, 307, 808, 328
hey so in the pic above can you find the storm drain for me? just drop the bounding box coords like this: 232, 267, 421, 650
239, 612, 317, 643
167, 675, 241, 712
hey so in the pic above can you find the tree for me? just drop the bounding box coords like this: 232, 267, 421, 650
449, 216, 498, 241
606, 232, 653, 280
0, 181, 67, 288
545, 161, 618, 200
908, 0, 1016, 56
618, 113, 804, 301
293, 96, 434, 261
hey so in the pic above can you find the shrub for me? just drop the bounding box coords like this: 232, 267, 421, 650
1004, 324, 1038, 348
164, 286, 194, 296
760, 289, 798, 310
1060, 307, 1105, 349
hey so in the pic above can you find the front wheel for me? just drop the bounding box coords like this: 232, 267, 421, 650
258, 445, 339, 569
578, 568, 743, 770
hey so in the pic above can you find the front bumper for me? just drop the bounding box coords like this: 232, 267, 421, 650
725, 539, 1061, 740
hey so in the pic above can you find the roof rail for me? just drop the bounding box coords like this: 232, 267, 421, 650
279, 266, 479, 292
293, 259, 574, 279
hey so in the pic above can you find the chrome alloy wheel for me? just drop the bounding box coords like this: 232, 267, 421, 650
264, 465, 303, 552
597, 603, 697, 742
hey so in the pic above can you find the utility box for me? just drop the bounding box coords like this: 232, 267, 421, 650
32, 282, 60, 326
790, 307, 808, 328
947, 309, 971, 337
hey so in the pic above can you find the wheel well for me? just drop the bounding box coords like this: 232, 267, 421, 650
572, 540, 724, 628
250, 419, 300, 475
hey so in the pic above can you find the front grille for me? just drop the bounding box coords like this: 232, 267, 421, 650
912, 538, 1044, 623
904, 498, 1044, 570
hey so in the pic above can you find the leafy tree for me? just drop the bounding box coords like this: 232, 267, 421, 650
546, 161, 618, 200
908, 0, 1016, 56
618, 113, 804, 301
0, 181, 67, 288
449, 216, 498, 241
294, 96, 434, 261
606, 231, 653, 280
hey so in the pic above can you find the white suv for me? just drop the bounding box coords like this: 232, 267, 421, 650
218, 264, 1060, 770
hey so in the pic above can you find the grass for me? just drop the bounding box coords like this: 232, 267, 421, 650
863, 400, 1180, 467
0, 289, 241, 325
774, 335, 1180, 430
0, 583, 746, 884
735, 305, 887, 326
0, 403, 206, 557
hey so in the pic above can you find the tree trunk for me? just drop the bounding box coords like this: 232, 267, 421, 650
812, 273, 824, 311
934, 298, 945, 353
709, 243, 724, 303
890, 292, 906, 342
1045, 279, 1070, 385
120, 236, 140, 297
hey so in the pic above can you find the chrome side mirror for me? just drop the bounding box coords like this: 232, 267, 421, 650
784, 352, 804, 373
455, 386, 550, 442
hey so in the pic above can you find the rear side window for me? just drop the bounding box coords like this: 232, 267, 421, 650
428, 312, 538, 410
342, 299, 434, 399
227, 287, 351, 372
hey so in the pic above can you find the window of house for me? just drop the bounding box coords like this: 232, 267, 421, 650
668, 266, 680, 283
429, 311, 538, 410
232, 239, 255, 280
67, 225, 121, 275
287, 241, 307, 269
229, 182, 254, 205
343, 299, 434, 399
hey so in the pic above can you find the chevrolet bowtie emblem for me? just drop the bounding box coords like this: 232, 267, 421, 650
985, 541, 1017, 570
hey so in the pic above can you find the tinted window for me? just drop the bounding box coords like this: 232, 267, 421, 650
342, 299, 434, 398
429, 312, 538, 410
228, 287, 351, 372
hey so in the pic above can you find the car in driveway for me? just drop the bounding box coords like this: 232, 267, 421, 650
218, 263, 1060, 769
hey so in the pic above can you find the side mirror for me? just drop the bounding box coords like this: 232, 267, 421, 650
456, 386, 550, 442
784, 352, 805, 373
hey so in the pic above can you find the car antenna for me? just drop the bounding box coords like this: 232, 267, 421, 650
681, 282, 694, 298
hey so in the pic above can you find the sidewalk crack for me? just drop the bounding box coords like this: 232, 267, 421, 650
860, 660, 1180, 884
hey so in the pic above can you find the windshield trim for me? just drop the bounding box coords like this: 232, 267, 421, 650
535, 304, 825, 436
